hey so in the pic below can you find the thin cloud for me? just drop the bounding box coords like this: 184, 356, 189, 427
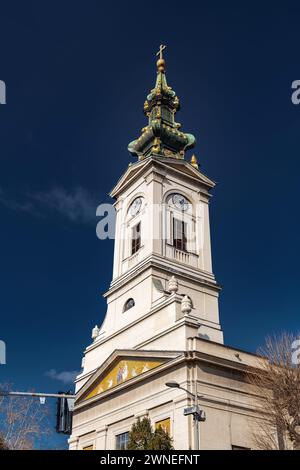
0, 186, 98, 224
45, 369, 79, 385
31, 187, 97, 224
0, 187, 43, 217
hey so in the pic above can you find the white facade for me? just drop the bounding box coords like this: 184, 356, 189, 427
69, 154, 264, 450
70, 341, 262, 450
75, 157, 224, 389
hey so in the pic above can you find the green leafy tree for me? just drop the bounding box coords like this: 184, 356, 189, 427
128, 417, 173, 450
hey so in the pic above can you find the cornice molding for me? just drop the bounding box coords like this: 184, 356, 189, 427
75, 345, 260, 413
107, 253, 221, 297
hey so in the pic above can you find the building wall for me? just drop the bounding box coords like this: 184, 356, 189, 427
70, 157, 263, 451
70, 347, 261, 450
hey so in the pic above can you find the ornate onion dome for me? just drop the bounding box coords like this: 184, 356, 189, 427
128, 46, 196, 160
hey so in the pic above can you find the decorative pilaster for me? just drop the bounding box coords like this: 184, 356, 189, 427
68, 436, 79, 450
95, 426, 108, 450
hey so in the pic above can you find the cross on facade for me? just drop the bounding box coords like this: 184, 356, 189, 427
156, 44, 166, 60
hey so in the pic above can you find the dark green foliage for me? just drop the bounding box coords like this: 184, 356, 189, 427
128, 417, 173, 450
150, 426, 173, 450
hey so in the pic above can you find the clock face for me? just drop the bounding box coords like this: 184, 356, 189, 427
129, 197, 142, 216
172, 194, 189, 211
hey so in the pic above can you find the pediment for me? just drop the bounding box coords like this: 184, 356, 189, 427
76, 350, 182, 404
158, 158, 215, 188
110, 157, 215, 199
109, 158, 152, 198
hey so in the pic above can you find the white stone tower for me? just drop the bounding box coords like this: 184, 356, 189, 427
69, 49, 261, 451
75, 48, 223, 391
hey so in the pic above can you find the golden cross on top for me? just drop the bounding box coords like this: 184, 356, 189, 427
156, 44, 166, 60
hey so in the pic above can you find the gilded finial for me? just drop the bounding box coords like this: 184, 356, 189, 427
156, 44, 166, 73
191, 154, 199, 169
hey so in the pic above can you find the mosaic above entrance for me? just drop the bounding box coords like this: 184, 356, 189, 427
83, 358, 165, 400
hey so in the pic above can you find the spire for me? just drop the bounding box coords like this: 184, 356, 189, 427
128, 46, 196, 160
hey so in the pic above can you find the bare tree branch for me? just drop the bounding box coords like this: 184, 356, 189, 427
247, 332, 300, 450
0, 383, 52, 450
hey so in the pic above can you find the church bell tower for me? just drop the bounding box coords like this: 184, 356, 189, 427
70, 47, 232, 451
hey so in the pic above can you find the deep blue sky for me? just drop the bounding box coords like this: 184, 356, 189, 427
0, 1, 299, 448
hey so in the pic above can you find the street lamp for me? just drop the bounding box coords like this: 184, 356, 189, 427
165, 380, 180, 388
165, 380, 206, 450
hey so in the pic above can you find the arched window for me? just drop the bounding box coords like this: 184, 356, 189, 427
165, 193, 194, 255
173, 218, 187, 251
131, 222, 141, 255
123, 298, 135, 312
